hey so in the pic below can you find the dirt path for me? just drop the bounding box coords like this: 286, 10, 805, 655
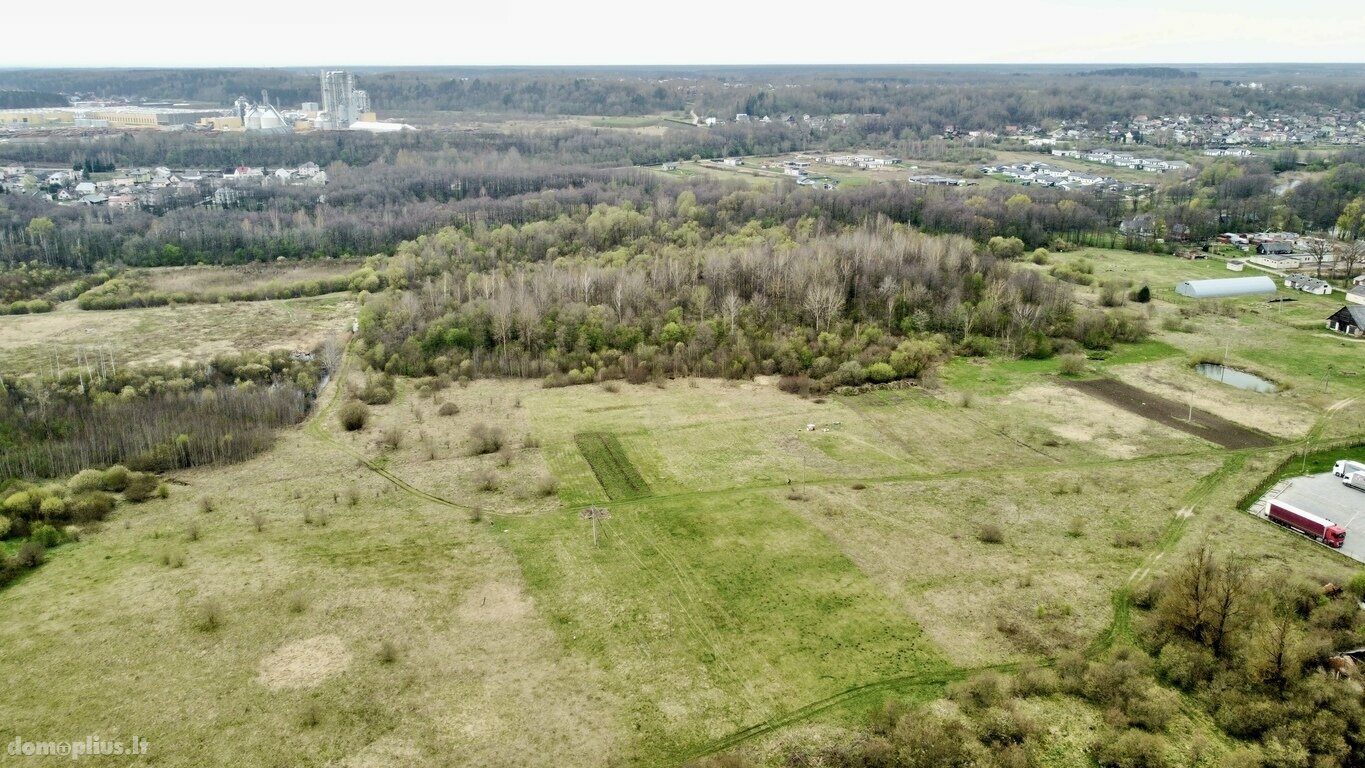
1063, 377, 1277, 449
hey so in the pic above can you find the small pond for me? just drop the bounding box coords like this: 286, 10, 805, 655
1194, 363, 1278, 393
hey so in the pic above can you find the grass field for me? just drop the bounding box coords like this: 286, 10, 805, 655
2, 247, 1364, 766
142, 260, 366, 294
0, 294, 356, 372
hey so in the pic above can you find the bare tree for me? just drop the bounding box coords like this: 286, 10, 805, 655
1306, 236, 1332, 278
320, 336, 346, 375
580, 506, 610, 547
1339, 240, 1363, 283
720, 292, 741, 334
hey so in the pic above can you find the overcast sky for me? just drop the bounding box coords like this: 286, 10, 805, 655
4, 0, 1364, 67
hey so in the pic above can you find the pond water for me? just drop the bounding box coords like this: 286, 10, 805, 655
1194, 363, 1278, 393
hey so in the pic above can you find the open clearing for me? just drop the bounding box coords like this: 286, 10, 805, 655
3, 246, 1365, 765
143, 260, 365, 294
0, 294, 355, 372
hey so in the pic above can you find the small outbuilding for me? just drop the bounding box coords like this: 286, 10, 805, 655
1175, 276, 1277, 299
1347, 285, 1365, 305
1327, 305, 1365, 337
1226, 260, 1245, 271
1285, 274, 1333, 295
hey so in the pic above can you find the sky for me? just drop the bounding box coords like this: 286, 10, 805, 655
4, 0, 1365, 68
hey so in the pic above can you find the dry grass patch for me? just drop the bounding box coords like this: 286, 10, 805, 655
256, 634, 352, 691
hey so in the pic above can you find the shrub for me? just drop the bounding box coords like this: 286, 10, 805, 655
39, 495, 66, 520
495, 445, 514, 467
102, 465, 132, 492
29, 523, 63, 548
14, 541, 46, 568
437, 402, 460, 417
0, 515, 9, 538
1058, 354, 1087, 375
1091, 729, 1170, 768
123, 472, 159, 502
250, 512, 266, 532
3, 491, 38, 519
378, 426, 403, 449
976, 524, 1005, 544
156, 483, 170, 499
376, 639, 399, 664
192, 599, 224, 632
948, 671, 1011, 712
198, 497, 216, 514
69, 492, 115, 522
339, 401, 370, 431
1346, 572, 1365, 601
67, 469, 105, 494
777, 375, 813, 396
159, 547, 186, 568
535, 474, 559, 497
467, 424, 505, 455
473, 469, 498, 493
865, 362, 897, 383
185, 522, 200, 542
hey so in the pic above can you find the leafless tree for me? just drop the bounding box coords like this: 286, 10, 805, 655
1306, 237, 1332, 278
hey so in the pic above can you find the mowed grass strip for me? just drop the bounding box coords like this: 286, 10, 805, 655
575, 432, 651, 499
503, 490, 949, 763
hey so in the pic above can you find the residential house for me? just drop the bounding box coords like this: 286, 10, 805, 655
1327, 305, 1365, 337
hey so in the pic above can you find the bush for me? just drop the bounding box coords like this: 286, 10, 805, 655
865, 362, 898, 384
102, 465, 132, 492
1347, 572, 1365, 601
976, 524, 1005, 544
1058, 353, 1087, 375
29, 523, 63, 548
376, 639, 399, 664
198, 496, 216, 514
0, 514, 9, 538
1091, 729, 1170, 768
473, 469, 498, 492
67, 469, 105, 494
437, 402, 460, 417
467, 424, 505, 455
39, 495, 66, 520
339, 401, 370, 431
535, 474, 559, 497
69, 492, 115, 522
123, 472, 159, 502
378, 426, 403, 449
14, 541, 46, 568
777, 375, 813, 396
948, 671, 1011, 711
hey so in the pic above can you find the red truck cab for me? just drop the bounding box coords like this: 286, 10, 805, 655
1325, 525, 1347, 548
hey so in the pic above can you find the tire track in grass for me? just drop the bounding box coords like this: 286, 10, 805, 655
601, 514, 751, 704
1092, 453, 1245, 655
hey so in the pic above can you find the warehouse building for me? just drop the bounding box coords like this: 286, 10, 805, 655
1175, 276, 1278, 299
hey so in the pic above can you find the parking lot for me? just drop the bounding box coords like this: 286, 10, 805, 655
1267, 473, 1365, 564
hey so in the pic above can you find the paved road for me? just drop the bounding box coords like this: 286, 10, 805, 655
1271, 473, 1365, 564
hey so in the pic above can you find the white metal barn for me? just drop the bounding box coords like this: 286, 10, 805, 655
1175, 276, 1277, 299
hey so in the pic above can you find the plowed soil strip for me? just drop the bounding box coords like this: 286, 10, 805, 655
1062, 378, 1277, 450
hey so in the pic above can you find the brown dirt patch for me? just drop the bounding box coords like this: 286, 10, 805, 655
1063, 378, 1277, 449
256, 634, 351, 690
